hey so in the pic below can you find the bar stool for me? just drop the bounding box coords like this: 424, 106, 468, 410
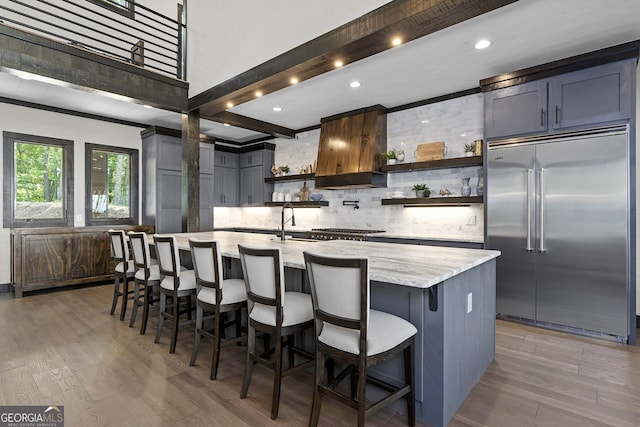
189, 238, 247, 380
154, 235, 197, 354
108, 230, 135, 321
303, 252, 417, 427
128, 232, 160, 333
238, 244, 315, 420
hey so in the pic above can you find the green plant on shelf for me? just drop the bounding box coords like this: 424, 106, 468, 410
411, 184, 430, 198
383, 148, 398, 160
464, 143, 475, 153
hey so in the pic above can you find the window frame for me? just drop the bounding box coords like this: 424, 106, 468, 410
3, 131, 74, 228
86, 0, 134, 19
84, 143, 139, 226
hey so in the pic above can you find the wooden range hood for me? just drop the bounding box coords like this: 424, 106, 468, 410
314, 106, 387, 189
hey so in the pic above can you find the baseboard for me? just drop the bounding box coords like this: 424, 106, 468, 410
0, 283, 12, 293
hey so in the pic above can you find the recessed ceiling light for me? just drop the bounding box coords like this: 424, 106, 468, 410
290, 77, 299, 84
334, 60, 344, 68
421, 119, 430, 124
474, 39, 492, 50
223, 123, 230, 127
226, 101, 234, 108
392, 37, 402, 46
349, 81, 361, 88
143, 104, 152, 109
273, 107, 282, 112
255, 90, 263, 97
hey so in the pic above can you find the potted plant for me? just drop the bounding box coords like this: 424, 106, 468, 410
411, 184, 430, 198
464, 143, 475, 157
280, 165, 290, 176
383, 149, 398, 165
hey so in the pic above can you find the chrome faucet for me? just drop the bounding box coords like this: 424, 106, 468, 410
280, 202, 296, 240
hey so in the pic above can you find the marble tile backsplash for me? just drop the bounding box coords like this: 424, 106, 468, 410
214, 93, 485, 242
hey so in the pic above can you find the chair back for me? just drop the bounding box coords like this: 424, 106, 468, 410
303, 252, 369, 331
128, 231, 153, 271
154, 235, 181, 278
189, 238, 223, 293
238, 245, 285, 309
108, 230, 129, 263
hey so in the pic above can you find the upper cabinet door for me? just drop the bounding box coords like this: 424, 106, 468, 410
214, 150, 238, 168
484, 80, 548, 140
550, 59, 633, 130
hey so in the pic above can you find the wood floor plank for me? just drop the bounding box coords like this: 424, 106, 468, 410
0, 286, 638, 427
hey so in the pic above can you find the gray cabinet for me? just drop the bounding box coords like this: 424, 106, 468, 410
199, 143, 215, 230
484, 59, 634, 140
141, 127, 217, 233
213, 150, 238, 207
550, 60, 633, 130
484, 80, 547, 139
239, 147, 274, 207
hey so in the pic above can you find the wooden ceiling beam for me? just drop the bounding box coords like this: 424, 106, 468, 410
189, 0, 518, 117
207, 111, 296, 139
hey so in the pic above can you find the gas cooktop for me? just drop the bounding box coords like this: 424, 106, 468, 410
307, 228, 385, 241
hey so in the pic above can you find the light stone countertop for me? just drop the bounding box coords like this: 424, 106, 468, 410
216, 227, 484, 244
152, 231, 499, 289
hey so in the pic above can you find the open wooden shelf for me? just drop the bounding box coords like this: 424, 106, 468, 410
381, 196, 483, 206
265, 173, 315, 183
381, 156, 483, 172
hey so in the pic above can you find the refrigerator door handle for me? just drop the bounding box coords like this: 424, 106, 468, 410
539, 167, 546, 253
526, 169, 533, 251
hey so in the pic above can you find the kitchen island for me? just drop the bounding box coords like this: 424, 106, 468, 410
156, 231, 499, 427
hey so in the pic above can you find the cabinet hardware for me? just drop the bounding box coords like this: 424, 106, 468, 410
540, 108, 544, 126
555, 105, 559, 124
538, 168, 546, 253
526, 169, 533, 251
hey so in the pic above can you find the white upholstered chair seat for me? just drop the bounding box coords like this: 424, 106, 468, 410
135, 263, 160, 281
197, 279, 247, 305
160, 269, 197, 292
318, 309, 417, 356
249, 292, 313, 327
115, 260, 136, 274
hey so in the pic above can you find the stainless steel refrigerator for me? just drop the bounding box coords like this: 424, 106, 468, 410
486, 126, 632, 342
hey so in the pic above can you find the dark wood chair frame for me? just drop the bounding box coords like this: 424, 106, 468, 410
128, 232, 159, 334
189, 239, 246, 380
303, 252, 416, 427
238, 244, 315, 420
108, 230, 135, 321
153, 235, 195, 354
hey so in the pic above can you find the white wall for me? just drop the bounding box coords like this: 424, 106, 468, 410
0, 103, 145, 285
214, 93, 485, 242
186, 0, 392, 96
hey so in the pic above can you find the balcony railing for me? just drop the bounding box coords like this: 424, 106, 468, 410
0, 0, 186, 79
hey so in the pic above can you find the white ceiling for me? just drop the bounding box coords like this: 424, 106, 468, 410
1, 0, 639, 143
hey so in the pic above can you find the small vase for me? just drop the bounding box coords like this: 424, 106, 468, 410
476, 169, 484, 197
387, 158, 397, 165
461, 177, 471, 197
397, 152, 405, 162
464, 151, 474, 157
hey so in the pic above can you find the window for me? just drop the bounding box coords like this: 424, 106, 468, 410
87, 0, 134, 18
3, 132, 74, 228
85, 144, 138, 226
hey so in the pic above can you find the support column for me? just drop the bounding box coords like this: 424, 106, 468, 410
181, 110, 200, 232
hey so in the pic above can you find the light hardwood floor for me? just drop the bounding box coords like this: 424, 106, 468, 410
0, 283, 638, 427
